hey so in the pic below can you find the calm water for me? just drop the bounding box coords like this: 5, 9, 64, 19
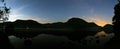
8, 31, 114, 49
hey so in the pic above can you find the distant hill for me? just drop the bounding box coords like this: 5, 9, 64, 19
65, 18, 102, 31
14, 20, 42, 28
103, 24, 113, 33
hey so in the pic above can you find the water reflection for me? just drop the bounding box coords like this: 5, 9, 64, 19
8, 31, 114, 49
81, 31, 114, 46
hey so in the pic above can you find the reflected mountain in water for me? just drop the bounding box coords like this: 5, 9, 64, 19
8, 31, 114, 49
0, 17, 113, 49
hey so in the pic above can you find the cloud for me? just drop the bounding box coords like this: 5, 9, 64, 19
8, 5, 50, 23
9, 5, 27, 21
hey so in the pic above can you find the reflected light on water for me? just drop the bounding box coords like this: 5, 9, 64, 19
95, 31, 106, 36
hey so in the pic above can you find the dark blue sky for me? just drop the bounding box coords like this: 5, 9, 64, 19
4, 0, 118, 26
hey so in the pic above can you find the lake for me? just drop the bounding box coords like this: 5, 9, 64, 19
8, 31, 114, 49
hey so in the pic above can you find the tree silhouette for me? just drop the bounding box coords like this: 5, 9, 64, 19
112, 0, 120, 39
105, 1, 120, 49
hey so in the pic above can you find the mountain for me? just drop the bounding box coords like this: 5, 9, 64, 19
0, 18, 101, 30
0, 17, 102, 33
66, 17, 87, 25
14, 20, 42, 28
103, 24, 113, 33
65, 18, 102, 31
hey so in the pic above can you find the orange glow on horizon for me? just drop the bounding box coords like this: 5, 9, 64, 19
87, 17, 111, 27
95, 21, 111, 27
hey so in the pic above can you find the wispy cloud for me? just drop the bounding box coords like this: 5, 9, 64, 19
9, 5, 27, 21
9, 5, 50, 23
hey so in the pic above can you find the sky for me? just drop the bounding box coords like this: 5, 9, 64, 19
2, 0, 118, 26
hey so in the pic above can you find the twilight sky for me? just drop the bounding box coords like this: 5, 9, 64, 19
3, 0, 118, 26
